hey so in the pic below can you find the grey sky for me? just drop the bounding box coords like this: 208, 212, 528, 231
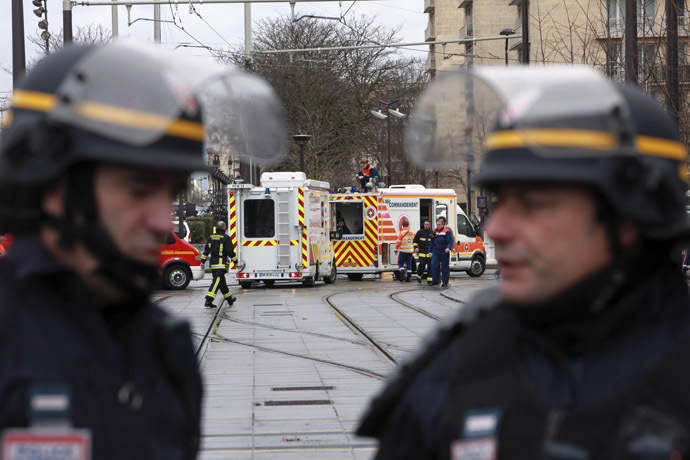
1, 1, 429, 100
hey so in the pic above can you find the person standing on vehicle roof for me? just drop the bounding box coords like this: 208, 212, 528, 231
413, 220, 434, 285
201, 221, 237, 308
358, 67, 690, 459
0, 42, 286, 460
395, 218, 415, 282
429, 216, 454, 288
356, 160, 382, 191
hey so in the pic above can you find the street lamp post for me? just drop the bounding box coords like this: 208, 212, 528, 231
370, 100, 405, 186
292, 134, 312, 173
499, 28, 515, 66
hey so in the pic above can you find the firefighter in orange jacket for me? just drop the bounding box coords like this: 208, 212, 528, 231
395, 219, 416, 282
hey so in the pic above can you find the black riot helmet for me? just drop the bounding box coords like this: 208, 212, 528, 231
1, 42, 287, 233
0, 41, 287, 300
406, 66, 689, 241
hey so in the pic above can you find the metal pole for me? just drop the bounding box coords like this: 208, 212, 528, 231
387, 113, 391, 186
504, 38, 508, 65
44, 1, 50, 54
112, 0, 119, 36
244, 3, 253, 67
521, 0, 529, 63
625, 0, 638, 84
154, 3, 161, 43
299, 144, 305, 173
11, 0, 26, 87
63, 0, 73, 43
667, 0, 680, 126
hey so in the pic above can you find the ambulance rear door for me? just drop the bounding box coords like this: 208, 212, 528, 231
331, 194, 379, 273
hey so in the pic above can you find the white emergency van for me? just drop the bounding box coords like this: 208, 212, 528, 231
330, 185, 486, 280
228, 172, 337, 288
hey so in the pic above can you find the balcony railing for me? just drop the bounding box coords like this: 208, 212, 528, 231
425, 22, 436, 41
459, 24, 474, 39
425, 0, 435, 13
598, 18, 660, 39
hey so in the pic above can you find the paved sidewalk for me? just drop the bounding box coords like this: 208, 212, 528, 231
153, 274, 496, 459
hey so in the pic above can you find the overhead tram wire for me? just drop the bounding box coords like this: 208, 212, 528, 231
186, 0, 233, 47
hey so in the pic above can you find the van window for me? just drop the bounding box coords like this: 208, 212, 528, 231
163, 232, 176, 245
457, 215, 476, 238
334, 201, 364, 236
244, 199, 275, 238
436, 204, 448, 223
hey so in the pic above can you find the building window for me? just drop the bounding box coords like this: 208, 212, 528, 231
465, 5, 473, 37
638, 43, 658, 81
606, 43, 624, 81
606, 0, 656, 31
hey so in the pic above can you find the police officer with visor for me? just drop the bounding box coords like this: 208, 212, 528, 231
358, 67, 690, 459
0, 42, 286, 460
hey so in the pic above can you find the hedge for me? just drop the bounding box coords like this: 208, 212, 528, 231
187, 216, 215, 242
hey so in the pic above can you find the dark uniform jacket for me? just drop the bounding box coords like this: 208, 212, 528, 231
201, 230, 235, 271
413, 228, 434, 256
358, 258, 690, 460
431, 226, 454, 252
0, 235, 202, 460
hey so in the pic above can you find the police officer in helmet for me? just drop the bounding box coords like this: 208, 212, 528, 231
0, 42, 285, 459
358, 67, 690, 459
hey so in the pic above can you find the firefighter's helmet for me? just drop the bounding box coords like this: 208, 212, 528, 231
406, 66, 689, 240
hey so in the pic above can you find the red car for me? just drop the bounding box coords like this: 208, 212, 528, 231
159, 232, 205, 290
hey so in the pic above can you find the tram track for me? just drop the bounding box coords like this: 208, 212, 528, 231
324, 292, 399, 365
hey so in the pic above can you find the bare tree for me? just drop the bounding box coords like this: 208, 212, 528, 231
214, 14, 427, 189
28, 24, 113, 59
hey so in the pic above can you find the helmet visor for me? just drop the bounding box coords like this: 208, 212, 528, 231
50, 41, 287, 167
406, 66, 631, 172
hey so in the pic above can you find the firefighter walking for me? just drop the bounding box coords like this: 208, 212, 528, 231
413, 220, 433, 284
201, 221, 237, 308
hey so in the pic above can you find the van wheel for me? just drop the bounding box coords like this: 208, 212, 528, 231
466, 255, 486, 277
347, 273, 363, 282
164, 264, 191, 290
302, 277, 316, 287
263, 280, 275, 287
323, 264, 337, 284
239, 281, 253, 289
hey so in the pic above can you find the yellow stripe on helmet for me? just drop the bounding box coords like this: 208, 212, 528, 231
76, 101, 205, 142
486, 129, 688, 162
11, 90, 57, 112
486, 129, 617, 151
10, 90, 205, 142
635, 135, 688, 161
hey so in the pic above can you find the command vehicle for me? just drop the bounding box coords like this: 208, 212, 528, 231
159, 231, 205, 290
330, 185, 486, 280
228, 172, 336, 288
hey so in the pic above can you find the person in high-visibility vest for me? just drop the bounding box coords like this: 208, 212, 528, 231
394, 219, 415, 282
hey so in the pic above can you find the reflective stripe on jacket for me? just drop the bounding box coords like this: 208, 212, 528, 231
395, 228, 415, 253
200, 231, 236, 270
432, 226, 454, 251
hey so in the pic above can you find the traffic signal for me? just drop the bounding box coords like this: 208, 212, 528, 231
32, 0, 51, 43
